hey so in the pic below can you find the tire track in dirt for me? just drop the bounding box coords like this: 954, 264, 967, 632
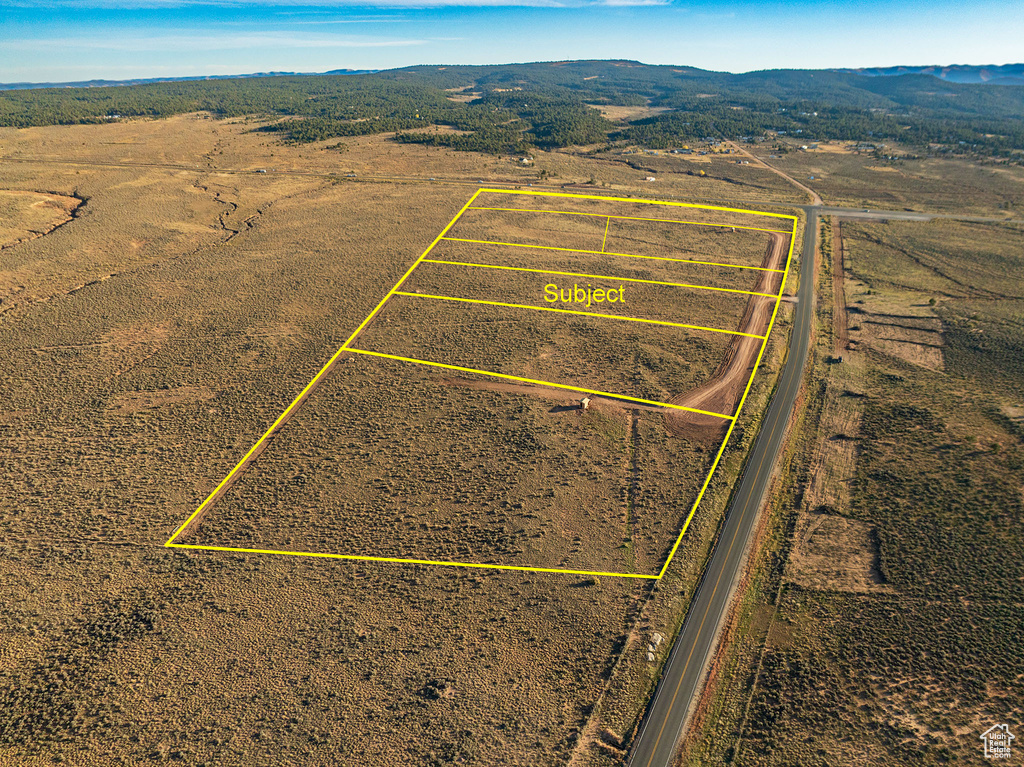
833, 218, 849, 354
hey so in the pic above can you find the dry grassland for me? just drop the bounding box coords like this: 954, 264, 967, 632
762, 145, 1024, 214
685, 213, 1024, 767
0, 114, 799, 766
453, 208, 611, 252
189, 354, 710, 576
839, 218, 1024, 372
426, 239, 773, 295
602, 221, 781, 271
787, 511, 891, 594
584, 104, 672, 122
0, 190, 81, 250
0, 112, 806, 205
397, 259, 751, 326
357, 299, 734, 411
470, 190, 792, 229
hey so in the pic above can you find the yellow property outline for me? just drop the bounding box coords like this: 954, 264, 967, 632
390, 291, 767, 338
421, 259, 779, 298
441, 237, 786, 273
466, 205, 793, 234
166, 189, 798, 580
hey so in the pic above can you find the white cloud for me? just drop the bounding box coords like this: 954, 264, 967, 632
7, 0, 577, 7
5, 33, 431, 52
601, 0, 671, 5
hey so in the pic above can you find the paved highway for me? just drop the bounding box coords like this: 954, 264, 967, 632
626, 208, 819, 767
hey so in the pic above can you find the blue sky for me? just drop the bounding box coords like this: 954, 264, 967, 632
2, 0, 1022, 83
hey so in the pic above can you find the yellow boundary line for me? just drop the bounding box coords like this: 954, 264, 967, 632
163, 543, 660, 579
166, 188, 799, 580
473, 188, 798, 221
441, 237, 785, 274
421, 259, 776, 298
164, 189, 484, 546
345, 348, 734, 418
392, 291, 766, 338
468, 206, 792, 234
655, 215, 798, 578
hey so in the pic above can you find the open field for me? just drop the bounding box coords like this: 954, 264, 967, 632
0, 190, 82, 251
424, 238, 779, 295
0, 115, 801, 766
754, 143, 1024, 215
187, 354, 712, 575
357, 300, 738, 408
0, 111, 817, 210
172, 190, 794, 576
682, 215, 1024, 766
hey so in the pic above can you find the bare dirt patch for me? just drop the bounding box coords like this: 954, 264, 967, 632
802, 375, 862, 517
787, 511, 891, 593
107, 386, 214, 415
0, 190, 82, 249
585, 104, 671, 122
846, 298, 945, 370
441, 377, 663, 412
860, 317, 944, 369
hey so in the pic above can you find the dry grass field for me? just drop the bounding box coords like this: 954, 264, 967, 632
0, 114, 800, 766
683, 215, 1024, 767
0, 190, 82, 252
755, 143, 1024, 215
188, 354, 712, 576
181, 190, 792, 575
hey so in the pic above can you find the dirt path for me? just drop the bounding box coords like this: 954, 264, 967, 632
833, 218, 849, 354
665, 232, 788, 438
725, 142, 823, 206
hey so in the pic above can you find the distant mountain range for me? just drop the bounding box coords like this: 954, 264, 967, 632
834, 64, 1024, 86
2, 63, 1022, 91
0, 69, 377, 91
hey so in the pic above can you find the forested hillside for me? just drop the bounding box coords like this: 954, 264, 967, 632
3, 61, 1022, 157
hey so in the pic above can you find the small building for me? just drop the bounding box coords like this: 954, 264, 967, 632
579, 397, 591, 411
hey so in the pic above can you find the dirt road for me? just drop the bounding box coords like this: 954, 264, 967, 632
665, 232, 788, 437
725, 142, 823, 206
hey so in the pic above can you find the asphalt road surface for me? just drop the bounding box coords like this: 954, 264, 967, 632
626, 208, 819, 767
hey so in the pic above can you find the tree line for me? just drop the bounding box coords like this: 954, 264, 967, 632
3, 62, 1022, 157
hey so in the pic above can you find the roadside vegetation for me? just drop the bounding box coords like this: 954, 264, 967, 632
682, 213, 1024, 765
